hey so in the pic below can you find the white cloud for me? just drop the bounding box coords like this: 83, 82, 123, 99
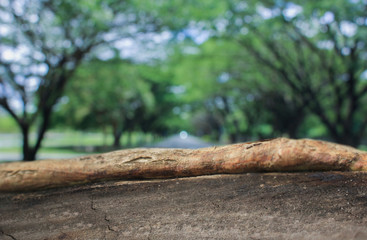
27, 14, 39, 23
29, 63, 48, 76
340, 21, 357, 37
283, 3, 302, 19
184, 27, 211, 44
1, 45, 31, 62
218, 72, 230, 83
95, 46, 115, 61
317, 40, 334, 50
257, 5, 273, 19
361, 70, 367, 81
0, 0, 9, 7
320, 11, 334, 24
1, 48, 16, 61
170, 85, 186, 94
0, 24, 10, 36
27, 76, 40, 92
114, 38, 134, 49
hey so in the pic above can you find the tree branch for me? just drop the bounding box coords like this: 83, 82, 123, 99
0, 97, 21, 126
1, 138, 367, 192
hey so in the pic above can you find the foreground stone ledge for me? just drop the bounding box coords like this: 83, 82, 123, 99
1, 172, 367, 240
1, 138, 367, 192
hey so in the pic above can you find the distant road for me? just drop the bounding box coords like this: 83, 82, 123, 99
147, 134, 214, 149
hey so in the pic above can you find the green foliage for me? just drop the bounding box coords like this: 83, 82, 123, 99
217, 0, 367, 146
0, 0, 170, 159
133, 0, 228, 29
54, 59, 184, 146
0, 114, 18, 133
154, 0, 367, 146
2, 0, 367, 156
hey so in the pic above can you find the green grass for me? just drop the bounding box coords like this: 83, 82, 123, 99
0, 147, 21, 152
41, 131, 114, 147
0, 132, 109, 153
0, 115, 18, 133
41, 147, 84, 154
0, 147, 79, 154
0, 130, 158, 156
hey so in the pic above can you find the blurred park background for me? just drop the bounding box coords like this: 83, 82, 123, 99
1, 0, 367, 161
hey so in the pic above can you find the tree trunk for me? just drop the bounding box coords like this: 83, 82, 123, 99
286, 114, 303, 139
32, 109, 52, 159
228, 132, 237, 143
328, 128, 361, 148
22, 148, 37, 162
1, 138, 367, 192
21, 109, 53, 161
113, 129, 123, 148
337, 135, 361, 148
111, 121, 123, 148
21, 124, 37, 161
127, 130, 132, 147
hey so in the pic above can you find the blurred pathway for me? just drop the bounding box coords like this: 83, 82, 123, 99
147, 133, 214, 149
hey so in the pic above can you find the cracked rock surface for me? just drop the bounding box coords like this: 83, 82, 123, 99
1, 172, 367, 240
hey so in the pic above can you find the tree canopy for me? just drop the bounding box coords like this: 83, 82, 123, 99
56, 59, 181, 147
164, 0, 367, 146
0, 0, 164, 159
1, 0, 367, 161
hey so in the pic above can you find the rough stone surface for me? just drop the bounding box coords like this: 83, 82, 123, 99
1, 172, 367, 240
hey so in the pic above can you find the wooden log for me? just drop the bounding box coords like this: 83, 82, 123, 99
1, 137, 367, 192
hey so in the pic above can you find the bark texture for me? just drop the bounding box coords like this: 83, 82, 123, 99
1, 137, 367, 192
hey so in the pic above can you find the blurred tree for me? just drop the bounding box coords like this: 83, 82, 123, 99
149, 0, 367, 146
0, 0, 161, 160
137, 64, 184, 138
55, 59, 179, 148
222, 0, 367, 146
58, 60, 152, 148
170, 38, 307, 142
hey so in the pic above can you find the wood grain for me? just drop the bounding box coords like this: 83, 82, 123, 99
1, 138, 367, 192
